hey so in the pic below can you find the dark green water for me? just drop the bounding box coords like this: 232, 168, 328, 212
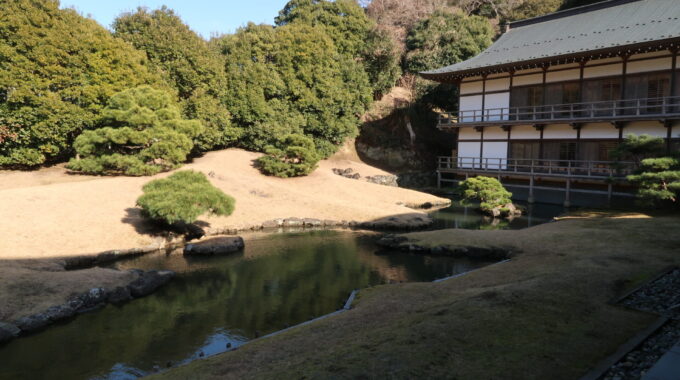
429, 201, 564, 230
0, 203, 563, 380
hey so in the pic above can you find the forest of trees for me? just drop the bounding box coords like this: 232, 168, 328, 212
0, 0, 604, 176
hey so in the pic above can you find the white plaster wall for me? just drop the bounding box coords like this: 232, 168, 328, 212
514, 68, 543, 76
580, 123, 618, 139
627, 57, 672, 74
460, 81, 483, 95
584, 63, 622, 79
513, 73, 543, 86
486, 78, 510, 92
458, 127, 482, 140
623, 122, 668, 138
631, 51, 670, 60
510, 125, 541, 139
458, 142, 481, 168
673, 124, 680, 139
484, 126, 507, 139
459, 95, 483, 122
546, 69, 580, 83
482, 142, 508, 169
484, 93, 510, 120
543, 124, 576, 139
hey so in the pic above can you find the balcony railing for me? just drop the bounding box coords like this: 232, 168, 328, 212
438, 156, 636, 179
439, 96, 680, 126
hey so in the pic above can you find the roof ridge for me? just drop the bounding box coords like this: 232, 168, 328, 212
509, 0, 644, 29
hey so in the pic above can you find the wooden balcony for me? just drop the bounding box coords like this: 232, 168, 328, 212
438, 96, 680, 129
437, 157, 635, 180
437, 157, 638, 205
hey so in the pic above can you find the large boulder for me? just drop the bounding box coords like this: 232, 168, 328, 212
127, 270, 175, 298
0, 322, 21, 343
365, 175, 398, 187
183, 237, 245, 256
15, 314, 50, 333
43, 304, 76, 322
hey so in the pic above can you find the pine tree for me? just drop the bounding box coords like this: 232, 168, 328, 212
67, 86, 202, 176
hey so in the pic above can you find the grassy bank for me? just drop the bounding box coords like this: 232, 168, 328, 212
153, 213, 680, 379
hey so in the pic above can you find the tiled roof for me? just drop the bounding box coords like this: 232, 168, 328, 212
421, 0, 680, 81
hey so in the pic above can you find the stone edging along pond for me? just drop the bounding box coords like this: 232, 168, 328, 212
0, 269, 175, 344
0, 211, 447, 346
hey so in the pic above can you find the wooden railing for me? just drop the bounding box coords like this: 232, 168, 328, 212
437, 157, 636, 179
438, 96, 680, 126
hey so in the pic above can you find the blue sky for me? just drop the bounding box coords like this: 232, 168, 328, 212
60, 0, 291, 39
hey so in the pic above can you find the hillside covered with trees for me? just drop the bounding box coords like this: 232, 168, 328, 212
0, 0, 605, 175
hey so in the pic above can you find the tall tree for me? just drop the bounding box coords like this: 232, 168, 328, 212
0, 0, 165, 167
113, 7, 241, 151
213, 23, 372, 158
276, 0, 401, 97
404, 9, 493, 74
67, 86, 203, 176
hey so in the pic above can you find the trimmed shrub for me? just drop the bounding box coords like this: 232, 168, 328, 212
256, 134, 321, 178
0, 0, 165, 167
458, 176, 513, 215
67, 86, 203, 176
136, 170, 235, 225
628, 157, 680, 207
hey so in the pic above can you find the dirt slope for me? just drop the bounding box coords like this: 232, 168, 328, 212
0, 148, 448, 260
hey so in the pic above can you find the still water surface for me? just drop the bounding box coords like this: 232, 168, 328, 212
0, 203, 563, 380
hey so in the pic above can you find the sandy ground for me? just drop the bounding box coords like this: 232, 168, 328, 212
0, 147, 447, 260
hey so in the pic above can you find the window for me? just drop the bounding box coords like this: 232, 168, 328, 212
509, 141, 540, 160
579, 141, 619, 161
510, 85, 543, 120
543, 141, 576, 161
625, 72, 671, 114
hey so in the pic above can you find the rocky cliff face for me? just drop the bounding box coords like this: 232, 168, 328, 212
356, 87, 454, 188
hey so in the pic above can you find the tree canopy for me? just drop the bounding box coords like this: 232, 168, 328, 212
113, 7, 240, 151
404, 10, 493, 74
0, 0, 165, 167
67, 86, 203, 176
276, 0, 401, 97
213, 22, 372, 158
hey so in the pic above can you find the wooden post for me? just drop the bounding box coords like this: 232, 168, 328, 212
564, 180, 571, 208
437, 171, 442, 189
528, 175, 535, 204
607, 183, 613, 205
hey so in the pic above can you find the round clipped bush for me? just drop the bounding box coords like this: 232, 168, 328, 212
458, 176, 514, 216
136, 170, 235, 225
256, 134, 321, 178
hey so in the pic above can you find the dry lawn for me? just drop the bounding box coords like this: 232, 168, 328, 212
0, 147, 447, 260
153, 215, 680, 380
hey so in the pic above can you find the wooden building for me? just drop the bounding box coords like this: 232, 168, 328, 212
421, 0, 680, 205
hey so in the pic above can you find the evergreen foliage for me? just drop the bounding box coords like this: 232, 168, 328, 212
67, 86, 202, 176
275, 0, 401, 97
458, 176, 513, 214
256, 134, 321, 177
136, 170, 235, 224
613, 134, 666, 166
628, 157, 680, 207
404, 10, 493, 74
113, 7, 240, 151
0, 0, 165, 167
213, 23, 372, 159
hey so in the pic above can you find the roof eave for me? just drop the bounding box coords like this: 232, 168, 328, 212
420, 37, 680, 83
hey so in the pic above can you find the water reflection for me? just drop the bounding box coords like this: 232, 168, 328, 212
428, 201, 564, 230
0, 231, 491, 380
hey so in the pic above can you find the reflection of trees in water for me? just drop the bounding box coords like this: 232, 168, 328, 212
0, 231, 475, 380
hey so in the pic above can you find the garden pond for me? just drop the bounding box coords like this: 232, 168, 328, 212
0, 201, 564, 380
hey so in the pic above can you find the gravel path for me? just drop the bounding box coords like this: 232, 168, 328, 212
602, 268, 680, 380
